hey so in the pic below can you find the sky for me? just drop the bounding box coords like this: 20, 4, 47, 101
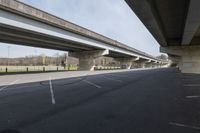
0, 0, 160, 58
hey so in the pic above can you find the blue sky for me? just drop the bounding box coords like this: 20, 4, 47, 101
0, 0, 160, 58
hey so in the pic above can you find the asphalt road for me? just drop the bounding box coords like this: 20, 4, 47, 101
0, 68, 200, 133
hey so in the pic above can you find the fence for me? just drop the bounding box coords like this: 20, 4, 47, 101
0, 65, 123, 73
0, 65, 78, 73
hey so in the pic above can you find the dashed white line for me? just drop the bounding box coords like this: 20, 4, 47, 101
103, 76, 122, 83
0, 79, 19, 91
169, 122, 200, 130
186, 95, 200, 98
49, 76, 56, 105
83, 80, 102, 88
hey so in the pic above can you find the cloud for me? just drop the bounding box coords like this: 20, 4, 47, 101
0, 0, 160, 57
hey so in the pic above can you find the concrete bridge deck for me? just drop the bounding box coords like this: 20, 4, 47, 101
126, 0, 200, 73
0, 0, 166, 70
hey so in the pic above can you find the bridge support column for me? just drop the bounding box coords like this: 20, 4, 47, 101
134, 58, 151, 68
145, 60, 157, 68
141, 63, 145, 68
145, 62, 154, 68
151, 61, 159, 68
69, 50, 109, 71
161, 46, 200, 73
115, 57, 139, 69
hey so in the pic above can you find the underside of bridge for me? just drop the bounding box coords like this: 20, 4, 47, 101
0, 0, 164, 71
126, 0, 200, 73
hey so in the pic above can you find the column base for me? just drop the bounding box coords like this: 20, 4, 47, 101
78, 58, 95, 71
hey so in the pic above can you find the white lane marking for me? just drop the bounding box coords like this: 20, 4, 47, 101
83, 80, 101, 88
186, 95, 200, 98
184, 84, 200, 87
103, 76, 122, 83
169, 122, 200, 130
0, 79, 19, 91
49, 76, 56, 105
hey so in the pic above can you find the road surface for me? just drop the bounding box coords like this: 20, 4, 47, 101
0, 68, 200, 133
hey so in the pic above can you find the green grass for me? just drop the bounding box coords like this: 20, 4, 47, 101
0, 65, 78, 73
0, 65, 121, 74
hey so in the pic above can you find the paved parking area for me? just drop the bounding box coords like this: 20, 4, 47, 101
0, 68, 199, 133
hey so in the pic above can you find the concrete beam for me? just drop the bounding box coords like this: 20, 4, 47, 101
160, 46, 200, 56
0, 0, 159, 62
182, 0, 200, 45
160, 46, 200, 73
125, 0, 167, 46
69, 50, 109, 71
160, 46, 183, 56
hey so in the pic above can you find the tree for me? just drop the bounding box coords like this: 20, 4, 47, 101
157, 54, 168, 60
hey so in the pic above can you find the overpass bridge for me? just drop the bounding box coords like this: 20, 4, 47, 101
126, 0, 200, 73
0, 0, 165, 70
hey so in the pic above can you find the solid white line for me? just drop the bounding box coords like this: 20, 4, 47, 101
49, 76, 56, 105
103, 76, 122, 83
186, 95, 200, 98
0, 79, 19, 91
169, 122, 200, 130
83, 80, 101, 88
184, 84, 200, 87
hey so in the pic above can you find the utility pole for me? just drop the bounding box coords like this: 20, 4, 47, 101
33, 48, 38, 70
7, 46, 10, 66
65, 52, 68, 69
